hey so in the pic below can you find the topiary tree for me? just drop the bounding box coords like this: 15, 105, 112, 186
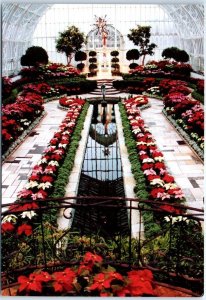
126, 49, 140, 63
175, 50, 189, 63
75, 51, 87, 71
89, 50, 97, 57
129, 63, 138, 69
111, 57, 119, 63
20, 46, 49, 67
89, 57, 97, 63
75, 51, 87, 62
56, 26, 85, 64
162, 47, 179, 60
127, 25, 157, 65
110, 50, 119, 57
89, 63, 97, 71
162, 47, 189, 63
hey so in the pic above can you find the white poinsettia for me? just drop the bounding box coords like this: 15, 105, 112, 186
132, 128, 141, 134
144, 169, 157, 176
154, 156, 164, 162
38, 182, 53, 190
2, 214, 18, 223
157, 192, 171, 200
48, 161, 59, 166
136, 141, 146, 145
164, 216, 188, 224
38, 158, 47, 165
146, 142, 156, 146
164, 183, 178, 190
25, 181, 39, 189
139, 150, 147, 155
142, 158, 154, 163
44, 146, 56, 153
150, 178, 165, 187
62, 131, 71, 135
21, 210, 37, 219
58, 143, 67, 148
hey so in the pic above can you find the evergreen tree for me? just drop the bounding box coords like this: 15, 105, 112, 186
127, 25, 157, 65
56, 26, 85, 64
20, 46, 48, 67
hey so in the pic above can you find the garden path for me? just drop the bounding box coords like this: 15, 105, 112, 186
2, 96, 204, 211
141, 97, 204, 210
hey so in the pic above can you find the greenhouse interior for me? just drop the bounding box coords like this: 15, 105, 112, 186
1, 1, 204, 297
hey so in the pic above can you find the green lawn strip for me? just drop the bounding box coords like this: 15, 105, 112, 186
51, 102, 89, 199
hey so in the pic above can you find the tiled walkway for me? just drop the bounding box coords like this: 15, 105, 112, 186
141, 98, 204, 210
2, 95, 204, 210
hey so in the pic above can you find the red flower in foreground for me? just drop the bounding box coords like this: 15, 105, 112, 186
127, 269, 155, 296
162, 174, 175, 183
83, 252, 103, 268
88, 273, 112, 291
160, 204, 182, 214
17, 223, 33, 236
1, 222, 15, 234
52, 268, 75, 293
18, 274, 43, 293
150, 187, 165, 198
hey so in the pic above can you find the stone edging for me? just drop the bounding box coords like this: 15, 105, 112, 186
2, 111, 46, 163
162, 109, 204, 162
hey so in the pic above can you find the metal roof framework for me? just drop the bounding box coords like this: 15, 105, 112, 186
1, 3, 204, 75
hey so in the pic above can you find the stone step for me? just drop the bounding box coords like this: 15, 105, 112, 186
89, 90, 120, 95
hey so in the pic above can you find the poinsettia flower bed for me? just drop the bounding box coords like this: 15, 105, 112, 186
23, 82, 62, 98
163, 92, 204, 151
159, 79, 190, 96
2, 92, 44, 154
129, 60, 193, 78
19, 63, 80, 80
4, 251, 159, 296
59, 96, 86, 109
122, 98, 186, 211
1, 97, 86, 236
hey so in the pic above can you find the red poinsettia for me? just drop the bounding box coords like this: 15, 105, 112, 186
1, 222, 15, 234
89, 271, 124, 293
17, 223, 33, 236
150, 187, 166, 198
17, 272, 51, 294
52, 268, 76, 293
83, 251, 103, 268
160, 204, 182, 214
126, 269, 155, 296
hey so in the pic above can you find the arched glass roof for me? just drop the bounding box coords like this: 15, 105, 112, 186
1, 2, 204, 76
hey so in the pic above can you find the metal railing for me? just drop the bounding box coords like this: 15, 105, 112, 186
1, 196, 204, 294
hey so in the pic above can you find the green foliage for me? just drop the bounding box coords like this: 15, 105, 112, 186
111, 63, 120, 70
162, 47, 189, 62
118, 103, 148, 203
56, 26, 85, 64
129, 63, 138, 69
76, 63, 85, 71
20, 46, 49, 67
51, 102, 89, 198
127, 25, 157, 65
89, 50, 97, 57
89, 63, 97, 70
191, 90, 204, 104
126, 49, 140, 62
89, 57, 97, 63
2, 88, 19, 105
75, 51, 87, 62
110, 50, 119, 57
111, 57, 119, 63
